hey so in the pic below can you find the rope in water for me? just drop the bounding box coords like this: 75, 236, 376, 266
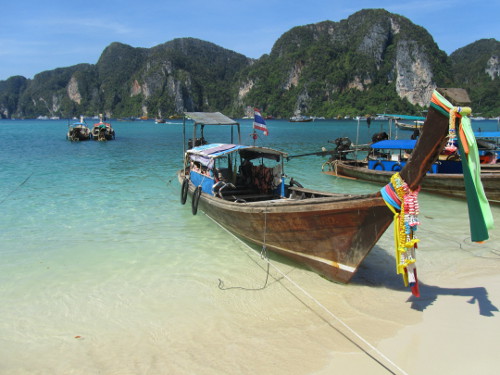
205, 211, 409, 375
218, 209, 271, 291
0, 172, 34, 206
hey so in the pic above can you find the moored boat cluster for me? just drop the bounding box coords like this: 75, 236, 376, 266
66, 114, 115, 141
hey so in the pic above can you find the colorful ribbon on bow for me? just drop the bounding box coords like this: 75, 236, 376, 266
431, 90, 493, 242
381, 172, 421, 297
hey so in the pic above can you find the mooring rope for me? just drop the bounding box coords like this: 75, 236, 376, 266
204, 211, 409, 375
218, 209, 272, 291
164, 174, 177, 186
0, 172, 34, 206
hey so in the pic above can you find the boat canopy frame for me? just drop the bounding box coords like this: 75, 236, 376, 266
182, 111, 287, 172
185, 111, 240, 143
182, 111, 240, 167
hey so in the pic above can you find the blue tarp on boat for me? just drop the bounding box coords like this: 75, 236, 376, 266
189, 144, 248, 168
190, 143, 243, 156
188, 143, 287, 168
474, 132, 500, 138
371, 140, 417, 149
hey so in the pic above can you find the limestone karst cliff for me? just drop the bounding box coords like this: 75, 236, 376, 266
1, 9, 498, 119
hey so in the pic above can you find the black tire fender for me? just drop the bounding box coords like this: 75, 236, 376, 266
191, 186, 202, 215
180, 179, 189, 205
373, 161, 385, 171
289, 178, 304, 188
391, 162, 402, 171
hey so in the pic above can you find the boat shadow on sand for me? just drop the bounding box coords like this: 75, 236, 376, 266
352, 245, 499, 317
406, 284, 498, 317
230, 241, 498, 317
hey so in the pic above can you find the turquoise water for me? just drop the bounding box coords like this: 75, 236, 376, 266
1, 118, 499, 374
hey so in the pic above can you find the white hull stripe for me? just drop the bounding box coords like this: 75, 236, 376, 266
272, 245, 357, 273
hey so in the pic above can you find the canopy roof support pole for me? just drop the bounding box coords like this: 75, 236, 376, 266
183, 115, 187, 169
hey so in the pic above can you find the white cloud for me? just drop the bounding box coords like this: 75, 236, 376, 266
0, 39, 50, 57
25, 17, 135, 36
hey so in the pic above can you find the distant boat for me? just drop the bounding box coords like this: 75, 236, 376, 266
289, 111, 313, 122
155, 118, 166, 124
67, 116, 91, 141
92, 114, 115, 141
395, 120, 424, 130
475, 131, 500, 164
380, 114, 426, 131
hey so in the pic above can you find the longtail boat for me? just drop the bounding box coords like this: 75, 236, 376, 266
92, 114, 115, 141
67, 116, 91, 141
323, 140, 500, 205
178, 89, 485, 285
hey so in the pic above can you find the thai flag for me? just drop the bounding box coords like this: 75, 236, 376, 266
253, 108, 268, 136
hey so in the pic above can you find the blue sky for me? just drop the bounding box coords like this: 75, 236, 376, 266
1, 0, 498, 81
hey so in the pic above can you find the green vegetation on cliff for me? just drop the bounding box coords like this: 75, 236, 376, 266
450, 39, 500, 117
0, 9, 498, 119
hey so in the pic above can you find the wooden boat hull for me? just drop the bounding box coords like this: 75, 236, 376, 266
325, 160, 500, 204
179, 171, 392, 283
67, 132, 91, 141
67, 126, 91, 141
91, 128, 115, 140
92, 121, 115, 141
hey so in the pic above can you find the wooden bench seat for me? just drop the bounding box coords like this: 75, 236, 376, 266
223, 193, 276, 202
220, 188, 257, 196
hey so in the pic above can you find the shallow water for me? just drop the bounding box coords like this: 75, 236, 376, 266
1, 118, 499, 374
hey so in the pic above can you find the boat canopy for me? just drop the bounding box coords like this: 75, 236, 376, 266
184, 111, 241, 146
188, 143, 287, 168
378, 114, 426, 121
185, 112, 238, 126
371, 139, 417, 149
475, 131, 500, 138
